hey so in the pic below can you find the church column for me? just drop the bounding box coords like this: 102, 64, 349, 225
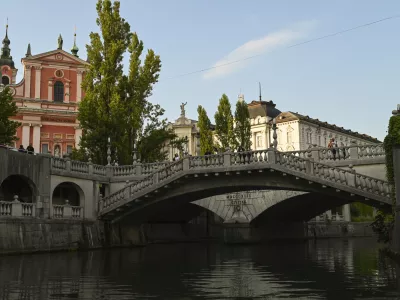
34, 66, 42, 99
74, 126, 82, 149
21, 123, 31, 148
76, 70, 84, 102
24, 65, 32, 98
48, 80, 53, 101
32, 124, 41, 152
65, 82, 70, 103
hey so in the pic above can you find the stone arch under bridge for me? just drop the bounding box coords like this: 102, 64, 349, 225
0, 174, 39, 203
100, 161, 391, 224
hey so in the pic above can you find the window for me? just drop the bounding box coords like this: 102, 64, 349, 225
54, 81, 64, 102
287, 132, 292, 144
1, 76, 9, 85
41, 144, 49, 154
67, 145, 73, 154
256, 134, 263, 148
306, 132, 312, 144
318, 136, 321, 146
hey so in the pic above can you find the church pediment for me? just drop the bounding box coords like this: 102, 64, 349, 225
22, 49, 88, 66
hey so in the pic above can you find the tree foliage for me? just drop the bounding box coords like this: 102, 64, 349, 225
234, 98, 252, 150
197, 105, 214, 155
371, 114, 400, 243
78, 0, 168, 165
0, 87, 19, 145
214, 94, 236, 151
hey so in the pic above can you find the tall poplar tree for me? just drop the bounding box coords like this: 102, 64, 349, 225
234, 99, 251, 150
197, 105, 214, 155
0, 87, 19, 145
78, 0, 168, 164
214, 94, 236, 151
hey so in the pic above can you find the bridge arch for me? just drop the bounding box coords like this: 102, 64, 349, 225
51, 182, 84, 206
0, 174, 39, 203
104, 170, 391, 223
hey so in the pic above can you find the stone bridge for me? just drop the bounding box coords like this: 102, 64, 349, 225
99, 145, 390, 224
0, 143, 387, 223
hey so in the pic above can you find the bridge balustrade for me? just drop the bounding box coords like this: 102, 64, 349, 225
52, 204, 83, 219
99, 148, 392, 217
46, 143, 385, 181
0, 201, 35, 217
281, 143, 385, 163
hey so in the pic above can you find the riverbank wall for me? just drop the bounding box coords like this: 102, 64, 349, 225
0, 219, 146, 255
0, 219, 375, 255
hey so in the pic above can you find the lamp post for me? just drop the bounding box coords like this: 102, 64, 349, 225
106, 137, 111, 166
132, 142, 138, 164
272, 118, 278, 150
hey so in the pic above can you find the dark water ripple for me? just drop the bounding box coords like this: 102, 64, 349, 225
0, 238, 398, 299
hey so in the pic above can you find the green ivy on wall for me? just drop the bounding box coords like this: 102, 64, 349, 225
371, 114, 400, 243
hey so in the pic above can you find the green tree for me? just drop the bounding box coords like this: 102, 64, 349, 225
371, 113, 400, 243
234, 98, 251, 150
197, 105, 214, 155
0, 87, 19, 145
78, 0, 164, 165
214, 94, 236, 151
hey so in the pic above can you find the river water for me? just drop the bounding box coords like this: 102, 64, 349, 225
0, 238, 399, 299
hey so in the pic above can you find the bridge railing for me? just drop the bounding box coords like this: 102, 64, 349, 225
283, 143, 384, 163
47, 143, 385, 179
100, 148, 391, 215
52, 205, 83, 219
0, 201, 35, 217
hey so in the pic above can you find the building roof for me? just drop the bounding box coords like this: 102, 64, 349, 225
276, 111, 381, 143
247, 100, 281, 119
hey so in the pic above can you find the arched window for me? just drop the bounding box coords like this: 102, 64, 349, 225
54, 81, 64, 102
1, 76, 9, 85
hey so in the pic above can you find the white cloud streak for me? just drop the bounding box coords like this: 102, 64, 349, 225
203, 21, 317, 79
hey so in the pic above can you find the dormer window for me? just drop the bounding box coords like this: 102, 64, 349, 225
1, 76, 9, 85
54, 81, 64, 102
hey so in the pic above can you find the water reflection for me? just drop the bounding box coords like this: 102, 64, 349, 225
0, 239, 398, 299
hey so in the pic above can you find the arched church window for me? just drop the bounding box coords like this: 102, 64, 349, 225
1, 76, 9, 85
54, 81, 64, 102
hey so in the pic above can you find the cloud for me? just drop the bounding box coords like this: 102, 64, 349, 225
203, 21, 317, 79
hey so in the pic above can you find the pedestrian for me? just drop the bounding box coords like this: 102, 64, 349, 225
328, 138, 336, 160
174, 153, 180, 161
26, 143, 34, 154
18, 145, 26, 153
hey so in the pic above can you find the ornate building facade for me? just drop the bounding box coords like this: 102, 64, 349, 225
0, 26, 87, 157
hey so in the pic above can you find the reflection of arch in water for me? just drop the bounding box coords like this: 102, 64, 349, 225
52, 182, 84, 206
0, 175, 38, 203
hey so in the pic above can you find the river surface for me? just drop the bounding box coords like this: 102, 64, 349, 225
0, 238, 399, 299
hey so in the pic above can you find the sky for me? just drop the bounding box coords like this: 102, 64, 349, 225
1, 0, 400, 141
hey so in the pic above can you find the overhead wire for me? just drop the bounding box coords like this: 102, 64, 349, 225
163, 15, 400, 80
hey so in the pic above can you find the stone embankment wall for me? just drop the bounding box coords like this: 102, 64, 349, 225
308, 222, 374, 238
0, 219, 146, 255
